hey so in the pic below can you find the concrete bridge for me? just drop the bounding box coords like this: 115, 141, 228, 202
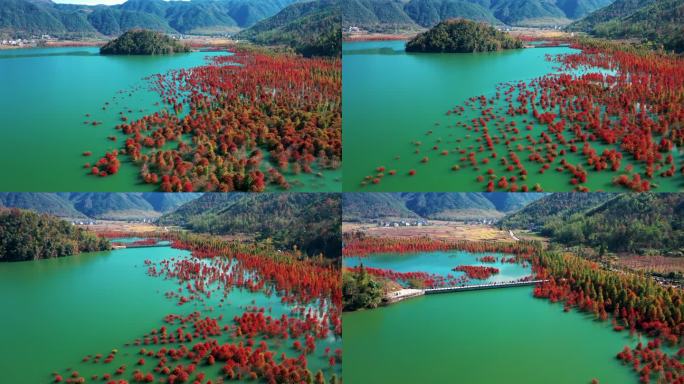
424, 279, 548, 294
111, 243, 167, 250
383, 279, 548, 305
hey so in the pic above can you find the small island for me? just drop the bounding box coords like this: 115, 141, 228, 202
405, 19, 523, 53
100, 29, 190, 55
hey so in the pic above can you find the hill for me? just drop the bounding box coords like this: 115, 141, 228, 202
100, 29, 189, 55
342, 193, 420, 221
484, 193, 547, 212
0, 193, 86, 218
499, 193, 616, 230
0, 208, 110, 262
159, 193, 342, 258
157, 193, 246, 225
405, 19, 523, 52
342, 0, 612, 30
236, 0, 341, 57
403, 0, 499, 27
0, 0, 299, 38
541, 194, 684, 255
342, 192, 546, 221
568, 0, 684, 52
0, 193, 200, 220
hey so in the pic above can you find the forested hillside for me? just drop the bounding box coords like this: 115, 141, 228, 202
237, 0, 341, 56
0, 0, 299, 38
568, 0, 684, 52
343, 0, 612, 31
499, 193, 616, 230
0, 208, 110, 262
542, 194, 684, 255
160, 193, 341, 258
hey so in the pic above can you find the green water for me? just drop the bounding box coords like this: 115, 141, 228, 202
342, 41, 684, 192
0, 244, 341, 383
343, 287, 638, 384
343, 251, 641, 383
344, 250, 530, 284
0, 47, 341, 192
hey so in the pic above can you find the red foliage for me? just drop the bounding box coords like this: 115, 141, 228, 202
359, 42, 684, 191
451, 265, 500, 279
343, 236, 537, 258
87, 49, 341, 192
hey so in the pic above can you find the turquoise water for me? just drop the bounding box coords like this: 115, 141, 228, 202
342, 40, 684, 192
0, 244, 341, 382
344, 250, 530, 284
0, 47, 341, 192
344, 287, 637, 383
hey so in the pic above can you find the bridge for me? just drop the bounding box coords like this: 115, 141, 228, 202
111, 243, 168, 250
384, 279, 548, 305
424, 279, 548, 294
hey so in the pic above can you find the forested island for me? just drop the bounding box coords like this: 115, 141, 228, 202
405, 19, 523, 53
0, 209, 110, 262
100, 29, 189, 55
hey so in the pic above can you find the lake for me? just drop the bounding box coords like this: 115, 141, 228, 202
342, 40, 683, 192
344, 250, 531, 284
0, 47, 341, 192
342, 249, 637, 383
0, 242, 341, 382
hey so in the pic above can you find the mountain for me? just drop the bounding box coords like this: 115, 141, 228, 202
342, 0, 613, 30
0, 193, 200, 220
344, 0, 416, 31
0, 0, 300, 38
159, 193, 341, 258
484, 193, 546, 212
236, 0, 341, 57
342, 192, 546, 221
404, 0, 499, 26
0, 208, 110, 262
499, 193, 616, 230
0, 193, 86, 218
342, 193, 420, 221
568, 0, 684, 52
541, 194, 684, 255
157, 193, 246, 225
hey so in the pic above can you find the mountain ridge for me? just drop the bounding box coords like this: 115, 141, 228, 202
342, 0, 613, 30
0, 0, 301, 38
343, 192, 546, 221
0, 193, 201, 220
